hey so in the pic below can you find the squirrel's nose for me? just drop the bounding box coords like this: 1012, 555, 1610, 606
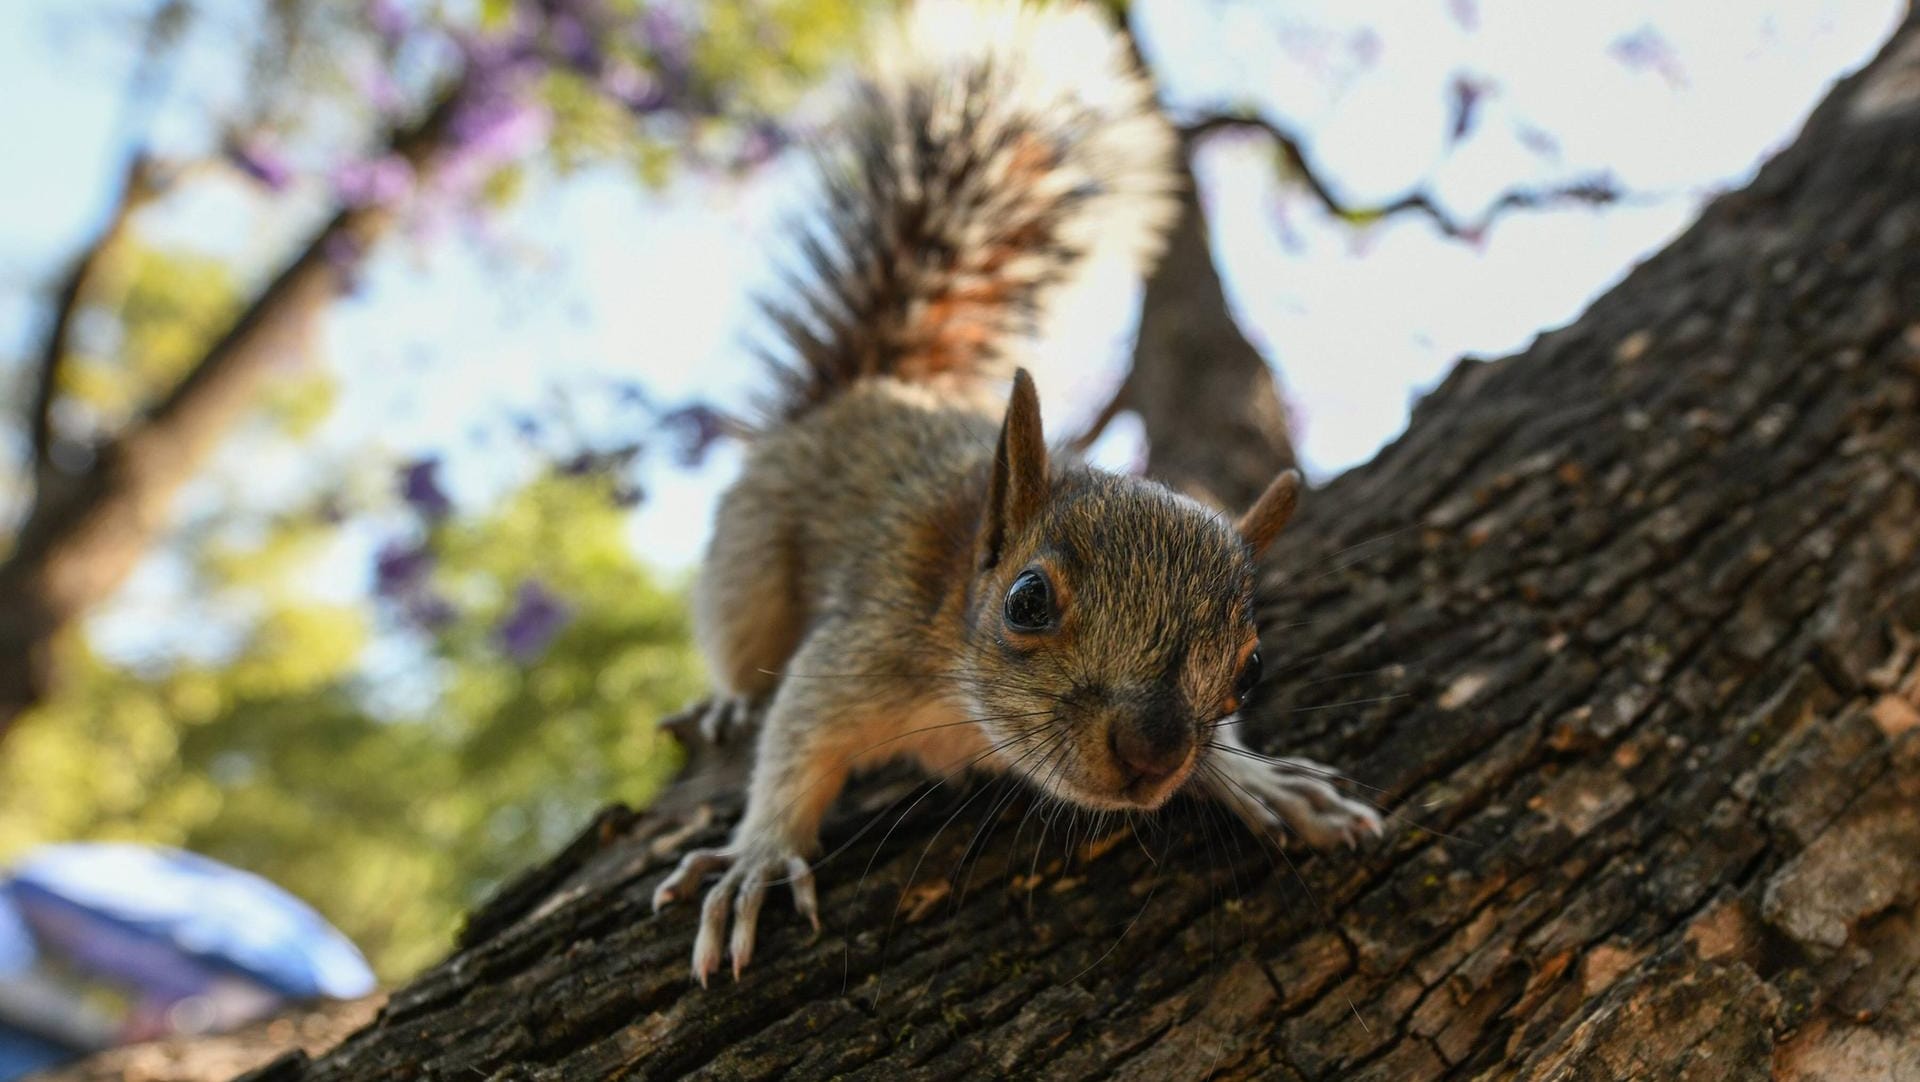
1108, 720, 1191, 784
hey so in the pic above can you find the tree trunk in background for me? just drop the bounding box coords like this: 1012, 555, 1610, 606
0, 94, 456, 745
1125, 147, 1299, 510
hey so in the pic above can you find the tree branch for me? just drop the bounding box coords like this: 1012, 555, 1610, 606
1182, 112, 1627, 241
27, 154, 161, 479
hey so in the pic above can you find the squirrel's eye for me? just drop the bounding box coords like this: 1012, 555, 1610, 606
1003, 570, 1057, 632
1233, 649, 1263, 708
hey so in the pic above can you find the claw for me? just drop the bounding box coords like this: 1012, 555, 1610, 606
693, 884, 731, 988
654, 847, 729, 912
787, 855, 820, 934
1205, 750, 1385, 852
730, 868, 767, 978
656, 842, 820, 983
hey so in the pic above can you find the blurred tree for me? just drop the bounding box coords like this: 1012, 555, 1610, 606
0, 468, 702, 979
0, 0, 883, 741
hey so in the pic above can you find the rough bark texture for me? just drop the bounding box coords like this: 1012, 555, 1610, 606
204, 13, 1920, 1080
32, 997, 383, 1082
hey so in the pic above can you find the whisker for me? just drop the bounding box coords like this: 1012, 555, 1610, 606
1065, 864, 1160, 984
880, 730, 1067, 1003
1200, 761, 1329, 932
767, 666, 1074, 704
838, 727, 1048, 994
864, 725, 1059, 997
1280, 693, 1410, 715
744, 710, 1063, 869
1282, 525, 1418, 586
1291, 665, 1419, 690
1208, 692, 1409, 733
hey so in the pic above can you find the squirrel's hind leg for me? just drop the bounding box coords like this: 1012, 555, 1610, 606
674, 481, 809, 746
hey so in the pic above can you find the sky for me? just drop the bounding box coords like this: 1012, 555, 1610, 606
0, 0, 1907, 660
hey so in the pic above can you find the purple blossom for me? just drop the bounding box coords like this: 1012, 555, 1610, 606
496, 580, 571, 661
1610, 26, 1688, 88
406, 592, 457, 629
434, 88, 551, 202
437, 11, 548, 191
374, 541, 434, 598
602, 62, 666, 113
557, 444, 646, 506
1348, 28, 1382, 70
658, 403, 731, 468
226, 137, 293, 192
358, 63, 405, 116
367, 0, 410, 44
638, 5, 694, 94
399, 458, 453, 519
734, 119, 788, 170
1447, 75, 1492, 145
375, 540, 460, 629
332, 154, 416, 206
549, 13, 600, 72
640, 6, 689, 63
451, 94, 550, 162
323, 231, 368, 295
1517, 125, 1562, 160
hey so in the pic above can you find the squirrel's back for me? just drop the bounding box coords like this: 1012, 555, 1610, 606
756, 0, 1178, 422
698, 0, 1176, 702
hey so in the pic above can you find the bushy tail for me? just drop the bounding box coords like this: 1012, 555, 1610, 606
759, 0, 1178, 421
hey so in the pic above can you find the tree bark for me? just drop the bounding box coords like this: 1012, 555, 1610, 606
183, 11, 1920, 1079
33, 997, 382, 1082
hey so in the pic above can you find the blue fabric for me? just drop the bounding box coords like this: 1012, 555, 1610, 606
0, 891, 31, 978
4, 844, 374, 1000
0, 1023, 78, 1081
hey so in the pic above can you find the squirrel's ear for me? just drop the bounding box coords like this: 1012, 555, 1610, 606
977, 369, 1049, 571
1236, 469, 1302, 558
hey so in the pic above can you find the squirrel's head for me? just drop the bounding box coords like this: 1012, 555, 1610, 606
960, 370, 1302, 811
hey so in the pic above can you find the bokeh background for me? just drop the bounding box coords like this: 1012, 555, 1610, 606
0, 0, 1903, 1066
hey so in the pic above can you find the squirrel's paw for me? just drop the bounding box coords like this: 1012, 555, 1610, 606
1205, 753, 1384, 850
652, 842, 819, 986
658, 695, 760, 747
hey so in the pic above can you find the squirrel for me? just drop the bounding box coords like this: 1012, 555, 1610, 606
651, 0, 1383, 986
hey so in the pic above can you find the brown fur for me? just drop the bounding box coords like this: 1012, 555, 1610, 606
660, 371, 1380, 984
652, 0, 1378, 986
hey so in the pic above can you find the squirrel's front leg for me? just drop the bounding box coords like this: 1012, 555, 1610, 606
652, 671, 855, 986
1199, 727, 1384, 850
